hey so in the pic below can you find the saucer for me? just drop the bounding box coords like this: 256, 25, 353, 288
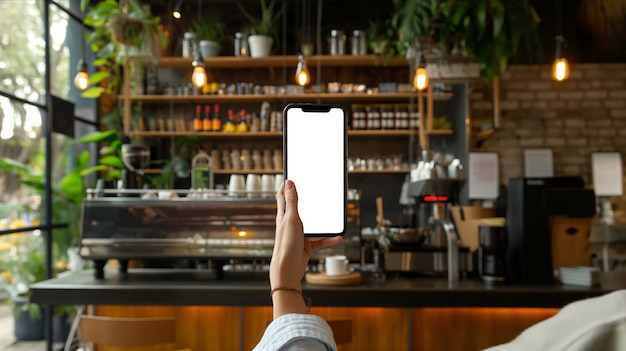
305, 272, 362, 286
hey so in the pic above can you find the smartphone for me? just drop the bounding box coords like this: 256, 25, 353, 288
283, 104, 347, 236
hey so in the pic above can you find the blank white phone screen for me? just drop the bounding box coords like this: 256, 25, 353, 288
285, 106, 346, 235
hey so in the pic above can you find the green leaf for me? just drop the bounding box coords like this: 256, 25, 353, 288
88, 71, 110, 85
80, 87, 105, 98
61, 173, 85, 202
80, 165, 107, 176
100, 140, 122, 155
99, 156, 125, 170
77, 150, 91, 170
75, 130, 118, 144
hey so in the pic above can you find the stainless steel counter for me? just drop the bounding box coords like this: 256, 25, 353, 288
30, 269, 626, 308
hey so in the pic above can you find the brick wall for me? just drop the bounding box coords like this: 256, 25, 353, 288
469, 63, 626, 215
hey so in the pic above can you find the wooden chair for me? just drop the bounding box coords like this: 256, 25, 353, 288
78, 315, 190, 350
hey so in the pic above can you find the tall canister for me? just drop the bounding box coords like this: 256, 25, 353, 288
191, 150, 214, 189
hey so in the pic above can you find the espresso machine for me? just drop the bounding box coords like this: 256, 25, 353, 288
380, 178, 469, 282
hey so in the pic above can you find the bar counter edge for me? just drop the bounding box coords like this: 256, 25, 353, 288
29, 269, 626, 308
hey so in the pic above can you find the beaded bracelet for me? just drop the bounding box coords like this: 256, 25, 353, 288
270, 287, 312, 312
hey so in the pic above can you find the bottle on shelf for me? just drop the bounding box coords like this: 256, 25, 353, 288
193, 105, 203, 132
223, 109, 236, 133
203, 105, 212, 132
237, 109, 249, 133
212, 104, 222, 132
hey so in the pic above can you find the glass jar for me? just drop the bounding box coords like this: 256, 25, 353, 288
182, 32, 197, 58
351, 104, 366, 130
380, 104, 395, 130
366, 104, 381, 130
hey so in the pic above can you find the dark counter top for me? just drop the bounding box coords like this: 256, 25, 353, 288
30, 269, 626, 308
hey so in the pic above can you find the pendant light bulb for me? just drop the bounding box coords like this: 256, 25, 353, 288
552, 57, 570, 82
173, 0, 185, 18
552, 36, 569, 82
191, 53, 207, 88
413, 53, 428, 91
295, 55, 310, 86
74, 59, 89, 90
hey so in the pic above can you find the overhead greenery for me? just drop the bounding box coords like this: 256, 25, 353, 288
80, 0, 168, 98
392, 0, 542, 81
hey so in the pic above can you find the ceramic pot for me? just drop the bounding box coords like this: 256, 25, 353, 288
199, 40, 220, 57
248, 35, 273, 58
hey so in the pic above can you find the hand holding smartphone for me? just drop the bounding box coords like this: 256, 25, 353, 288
283, 104, 347, 236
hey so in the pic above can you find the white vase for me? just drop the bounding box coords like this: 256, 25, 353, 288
199, 40, 220, 57
248, 35, 273, 58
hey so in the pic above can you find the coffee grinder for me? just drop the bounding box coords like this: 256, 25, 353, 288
121, 144, 150, 190
478, 222, 508, 283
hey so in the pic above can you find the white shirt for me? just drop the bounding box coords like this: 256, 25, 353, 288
484, 289, 626, 351
253, 314, 337, 351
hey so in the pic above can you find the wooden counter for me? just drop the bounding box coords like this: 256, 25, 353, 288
30, 270, 626, 351
30, 269, 625, 308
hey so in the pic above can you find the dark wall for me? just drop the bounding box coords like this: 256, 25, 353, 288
151, 0, 625, 63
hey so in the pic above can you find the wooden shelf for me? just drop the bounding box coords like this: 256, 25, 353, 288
121, 92, 454, 104
348, 168, 409, 174
132, 131, 282, 138
131, 130, 422, 138
141, 168, 409, 175
157, 55, 410, 69
426, 129, 454, 135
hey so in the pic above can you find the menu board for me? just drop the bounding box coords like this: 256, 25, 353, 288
468, 152, 499, 200
592, 152, 623, 196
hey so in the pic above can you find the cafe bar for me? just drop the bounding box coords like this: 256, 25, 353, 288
1, 0, 625, 350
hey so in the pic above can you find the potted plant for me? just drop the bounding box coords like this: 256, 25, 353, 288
193, 18, 226, 58
366, 18, 401, 60
392, 0, 541, 81
80, 0, 168, 98
238, 0, 282, 57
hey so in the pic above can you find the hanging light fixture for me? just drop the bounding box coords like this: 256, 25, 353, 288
413, 52, 429, 91
295, 55, 310, 86
172, 0, 185, 19
74, 59, 89, 90
191, 0, 206, 88
74, 29, 89, 90
552, 0, 570, 82
191, 51, 207, 88
552, 36, 569, 82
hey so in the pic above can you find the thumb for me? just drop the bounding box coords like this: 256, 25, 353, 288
284, 180, 298, 214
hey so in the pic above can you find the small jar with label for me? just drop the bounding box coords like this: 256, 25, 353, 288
409, 109, 420, 130
366, 104, 381, 130
351, 104, 366, 130
394, 104, 409, 130
380, 104, 395, 130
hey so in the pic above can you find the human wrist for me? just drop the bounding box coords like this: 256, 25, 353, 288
270, 287, 312, 314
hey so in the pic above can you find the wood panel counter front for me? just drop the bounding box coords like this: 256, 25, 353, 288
31, 270, 626, 351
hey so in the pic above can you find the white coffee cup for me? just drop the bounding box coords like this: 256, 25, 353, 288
246, 174, 262, 198
228, 174, 245, 197
261, 174, 275, 198
325, 255, 349, 276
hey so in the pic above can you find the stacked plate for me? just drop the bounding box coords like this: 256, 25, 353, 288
559, 266, 601, 287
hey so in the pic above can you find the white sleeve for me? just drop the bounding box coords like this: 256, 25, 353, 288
252, 313, 338, 351
484, 289, 626, 351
